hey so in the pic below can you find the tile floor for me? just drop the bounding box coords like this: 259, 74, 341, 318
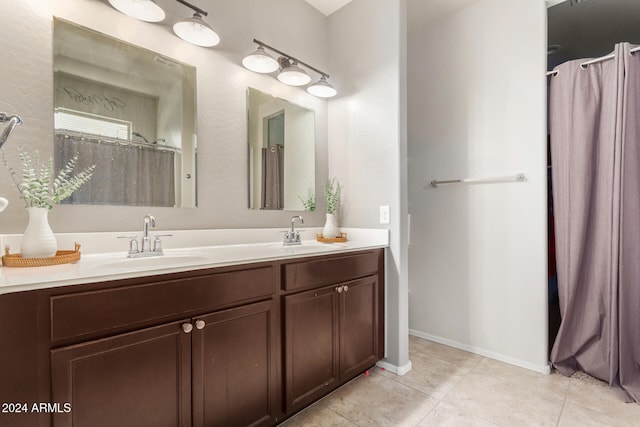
282, 335, 640, 426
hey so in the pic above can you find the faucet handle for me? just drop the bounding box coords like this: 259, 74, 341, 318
117, 235, 139, 255
152, 234, 172, 252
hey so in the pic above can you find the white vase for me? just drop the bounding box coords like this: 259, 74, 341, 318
322, 213, 340, 239
21, 207, 57, 258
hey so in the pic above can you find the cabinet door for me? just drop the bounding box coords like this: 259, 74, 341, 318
284, 286, 340, 413
51, 320, 192, 427
340, 275, 379, 381
192, 300, 279, 427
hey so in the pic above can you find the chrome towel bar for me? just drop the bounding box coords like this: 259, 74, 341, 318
430, 173, 526, 188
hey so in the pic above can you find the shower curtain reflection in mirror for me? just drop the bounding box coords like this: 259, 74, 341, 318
55, 132, 176, 207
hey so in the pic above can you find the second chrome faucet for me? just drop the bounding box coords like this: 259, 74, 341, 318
120, 214, 171, 257
283, 215, 304, 246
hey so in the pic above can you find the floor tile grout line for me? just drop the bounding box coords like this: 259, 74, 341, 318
409, 357, 503, 427
380, 353, 489, 426
438, 354, 485, 399
555, 396, 567, 427
328, 406, 359, 427
427, 355, 503, 427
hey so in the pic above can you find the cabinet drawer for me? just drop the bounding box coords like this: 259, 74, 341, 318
50, 264, 276, 342
282, 250, 380, 291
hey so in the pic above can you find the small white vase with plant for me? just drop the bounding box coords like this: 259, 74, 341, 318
1, 149, 95, 258
322, 177, 341, 238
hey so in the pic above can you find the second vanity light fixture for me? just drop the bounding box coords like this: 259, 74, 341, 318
108, 0, 220, 47
242, 39, 337, 98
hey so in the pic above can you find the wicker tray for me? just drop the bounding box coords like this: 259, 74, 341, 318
2, 243, 81, 268
316, 232, 347, 243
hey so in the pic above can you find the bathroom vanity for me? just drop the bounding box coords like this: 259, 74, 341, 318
0, 236, 385, 427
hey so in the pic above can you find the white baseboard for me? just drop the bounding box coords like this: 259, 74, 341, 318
376, 359, 413, 376
409, 329, 551, 375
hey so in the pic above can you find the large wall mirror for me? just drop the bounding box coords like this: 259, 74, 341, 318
52, 18, 197, 208
247, 88, 315, 211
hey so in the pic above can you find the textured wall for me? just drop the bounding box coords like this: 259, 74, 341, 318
0, 0, 329, 233
328, 0, 410, 372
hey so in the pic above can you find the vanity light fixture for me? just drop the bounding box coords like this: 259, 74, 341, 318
277, 59, 312, 86
108, 0, 166, 22
108, 0, 220, 47
242, 45, 279, 73
242, 39, 337, 98
307, 75, 337, 98
173, 0, 220, 47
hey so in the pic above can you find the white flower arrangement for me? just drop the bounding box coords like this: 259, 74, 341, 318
325, 177, 341, 214
1, 149, 95, 210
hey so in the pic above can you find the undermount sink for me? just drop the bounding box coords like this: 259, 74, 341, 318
97, 254, 209, 270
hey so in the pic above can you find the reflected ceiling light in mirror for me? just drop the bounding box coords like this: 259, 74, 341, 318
108, 0, 165, 22
277, 60, 311, 86
242, 46, 279, 73
242, 39, 337, 97
307, 76, 337, 98
173, 13, 220, 47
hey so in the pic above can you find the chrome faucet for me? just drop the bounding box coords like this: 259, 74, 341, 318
283, 215, 304, 246
142, 214, 156, 252
118, 214, 171, 257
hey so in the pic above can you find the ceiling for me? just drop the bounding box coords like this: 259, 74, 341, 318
548, 0, 640, 70
305, 0, 481, 25
304, 0, 352, 16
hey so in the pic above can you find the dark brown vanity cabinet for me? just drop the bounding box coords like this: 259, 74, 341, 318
0, 248, 384, 427
191, 300, 278, 427
48, 263, 280, 427
282, 250, 384, 414
51, 319, 193, 427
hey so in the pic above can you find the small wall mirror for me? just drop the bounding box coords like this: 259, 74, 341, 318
247, 88, 315, 211
52, 18, 197, 207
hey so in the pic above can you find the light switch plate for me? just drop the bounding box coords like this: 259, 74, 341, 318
379, 205, 390, 224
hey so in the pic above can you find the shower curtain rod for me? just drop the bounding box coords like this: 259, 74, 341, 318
547, 46, 640, 76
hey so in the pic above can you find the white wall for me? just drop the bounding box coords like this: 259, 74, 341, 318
407, 0, 549, 372
328, 0, 410, 373
0, 0, 329, 233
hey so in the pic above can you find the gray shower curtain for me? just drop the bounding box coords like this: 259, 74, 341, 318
549, 43, 640, 403
260, 144, 284, 210
55, 133, 176, 206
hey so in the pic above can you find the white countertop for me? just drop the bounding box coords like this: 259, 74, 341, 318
0, 228, 389, 295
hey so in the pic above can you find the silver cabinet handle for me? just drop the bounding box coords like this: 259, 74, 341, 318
335, 286, 343, 293
195, 319, 205, 330
182, 323, 193, 334
343, 285, 349, 292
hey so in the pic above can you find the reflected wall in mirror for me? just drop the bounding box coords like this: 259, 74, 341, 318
247, 88, 315, 211
52, 18, 197, 208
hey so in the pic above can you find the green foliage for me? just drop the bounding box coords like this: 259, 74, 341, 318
1, 148, 96, 210
298, 185, 316, 212
324, 177, 341, 214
